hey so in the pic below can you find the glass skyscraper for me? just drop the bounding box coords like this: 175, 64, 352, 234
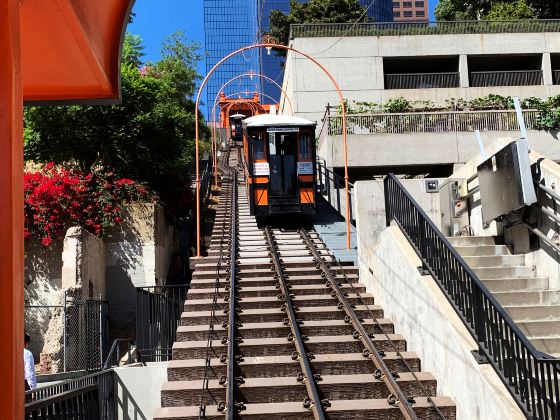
203, 0, 393, 115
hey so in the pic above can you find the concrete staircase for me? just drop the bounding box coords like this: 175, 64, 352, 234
448, 236, 560, 357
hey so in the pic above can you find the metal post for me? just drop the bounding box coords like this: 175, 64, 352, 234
513, 96, 529, 146
99, 301, 103, 368
63, 290, 67, 372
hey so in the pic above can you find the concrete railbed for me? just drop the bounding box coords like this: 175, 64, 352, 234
359, 226, 524, 419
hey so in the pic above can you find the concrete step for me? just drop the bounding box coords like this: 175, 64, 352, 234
184, 293, 374, 311
172, 334, 406, 360
192, 265, 358, 280
505, 305, 560, 321
447, 236, 502, 247
517, 319, 560, 338
166, 352, 421, 382
180, 304, 383, 326
525, 336, 560, 357
474, 266, 534, 279
188, 273, 359, 289
154, 397, 456, 419
185, 283, 366, 300
176, 318, 394, 341
494, 290, 560, 306
462, 255, 525, 268
453, 245, 511, 256
161, 373, 437, 407
482, 277, 549, 293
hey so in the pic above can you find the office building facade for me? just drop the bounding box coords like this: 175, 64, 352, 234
392, 0, 428, 22
203, 0, 394, 115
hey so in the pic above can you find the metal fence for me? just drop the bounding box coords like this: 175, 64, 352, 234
470, 70, 543, 87
384, 173, 560, 420
135, 284, 189, 362
24, 292, 109, 374
25, 369, 115, 419
316, 160, 355, 225
385, 72, 460, 89
555, 70, 560, 85
326, 109, 539, 136
290, 20, 560, 39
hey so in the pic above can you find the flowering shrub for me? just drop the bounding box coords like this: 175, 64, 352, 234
24, 163, 152, 246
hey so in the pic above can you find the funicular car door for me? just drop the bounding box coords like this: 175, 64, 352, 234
268, 129, 298, 198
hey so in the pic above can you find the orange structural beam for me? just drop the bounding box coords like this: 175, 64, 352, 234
1, 1, 134, 417
20, 0, 134, 102
1, 2, 24, 419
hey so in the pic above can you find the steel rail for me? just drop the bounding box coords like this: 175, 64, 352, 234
301, 229, 447, 419
298, 229, 419, 420
264, 227, 327, 420
199, 147, 232, 418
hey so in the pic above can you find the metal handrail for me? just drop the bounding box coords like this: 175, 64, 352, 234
103, 339, 133, 370
326, 109, 540, 135
290, 20, 560, 39
315, 159, 355, 224
384, 173, 559, 419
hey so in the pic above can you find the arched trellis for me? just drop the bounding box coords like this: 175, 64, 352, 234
210, 74, 296, 187
194, 42, 349, 257
210, 92, 279, 187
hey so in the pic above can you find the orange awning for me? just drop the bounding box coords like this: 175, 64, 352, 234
20, 0, 134, 104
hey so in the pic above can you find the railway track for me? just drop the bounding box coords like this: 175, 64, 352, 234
155, 146, 456, 419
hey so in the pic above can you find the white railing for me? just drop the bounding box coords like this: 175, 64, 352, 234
327, 109, 539, 135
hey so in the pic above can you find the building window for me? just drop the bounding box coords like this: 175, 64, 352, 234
415, 1, 424, 7
392, 1, 400, 8
403, 1, 412, 7
416, 10, 425, 17
394, 11, 401, 17
403, 10, 413, 17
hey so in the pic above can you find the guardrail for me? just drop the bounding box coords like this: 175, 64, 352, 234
326, 109, 539, 135
290, 20, 560, 38
384, 173, 560, 420
316, 160, 355, 225
25, 369, 115, 419
470, 70, 543, 87
136, 284, 189, 362
385, 72, 460, 89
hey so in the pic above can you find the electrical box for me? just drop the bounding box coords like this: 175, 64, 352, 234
440, 179, 469, 236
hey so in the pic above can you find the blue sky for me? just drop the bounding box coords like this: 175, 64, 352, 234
128, 0, 439, 67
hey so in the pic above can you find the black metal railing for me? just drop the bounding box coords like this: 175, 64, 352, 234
200, 158, 214, 208
554, 70, 560, 85
103, 339, 134, 369
384, 173, 560, 420
25, 369, 115, 419
470, 70, 543, 87
290, 20, 560, 39
135, 284, 189, 362
316, 159, 355, 225
385, 72, 460, 89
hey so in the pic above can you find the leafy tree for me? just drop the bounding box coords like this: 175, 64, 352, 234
269, 0, 368, 53
485, 0, 536, 20
121, 33, 145, 68
435, 0, 559, 20
24, 32, 210, 217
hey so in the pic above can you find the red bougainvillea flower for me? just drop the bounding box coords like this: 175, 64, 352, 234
24, 163, 154, 247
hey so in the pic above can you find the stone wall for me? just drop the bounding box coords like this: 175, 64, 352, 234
24, 203, 175, 367
105, 203, 174, 335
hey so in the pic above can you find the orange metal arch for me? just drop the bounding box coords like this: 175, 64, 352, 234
194, 43, 349, 257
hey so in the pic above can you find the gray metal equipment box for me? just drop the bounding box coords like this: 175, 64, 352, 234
477, 139, 537, 224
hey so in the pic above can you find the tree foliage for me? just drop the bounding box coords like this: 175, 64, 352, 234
269, 0, 368, 52
435, 0, 558, 20
24, 32, 210, 217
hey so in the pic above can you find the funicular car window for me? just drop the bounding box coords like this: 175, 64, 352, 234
251, 131, 266, 161
299, 132, 312, 161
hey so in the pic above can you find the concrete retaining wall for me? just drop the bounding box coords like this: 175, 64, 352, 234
114, 363, 167, 420
359, 226, 524, 419
321, 130, 560, 169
